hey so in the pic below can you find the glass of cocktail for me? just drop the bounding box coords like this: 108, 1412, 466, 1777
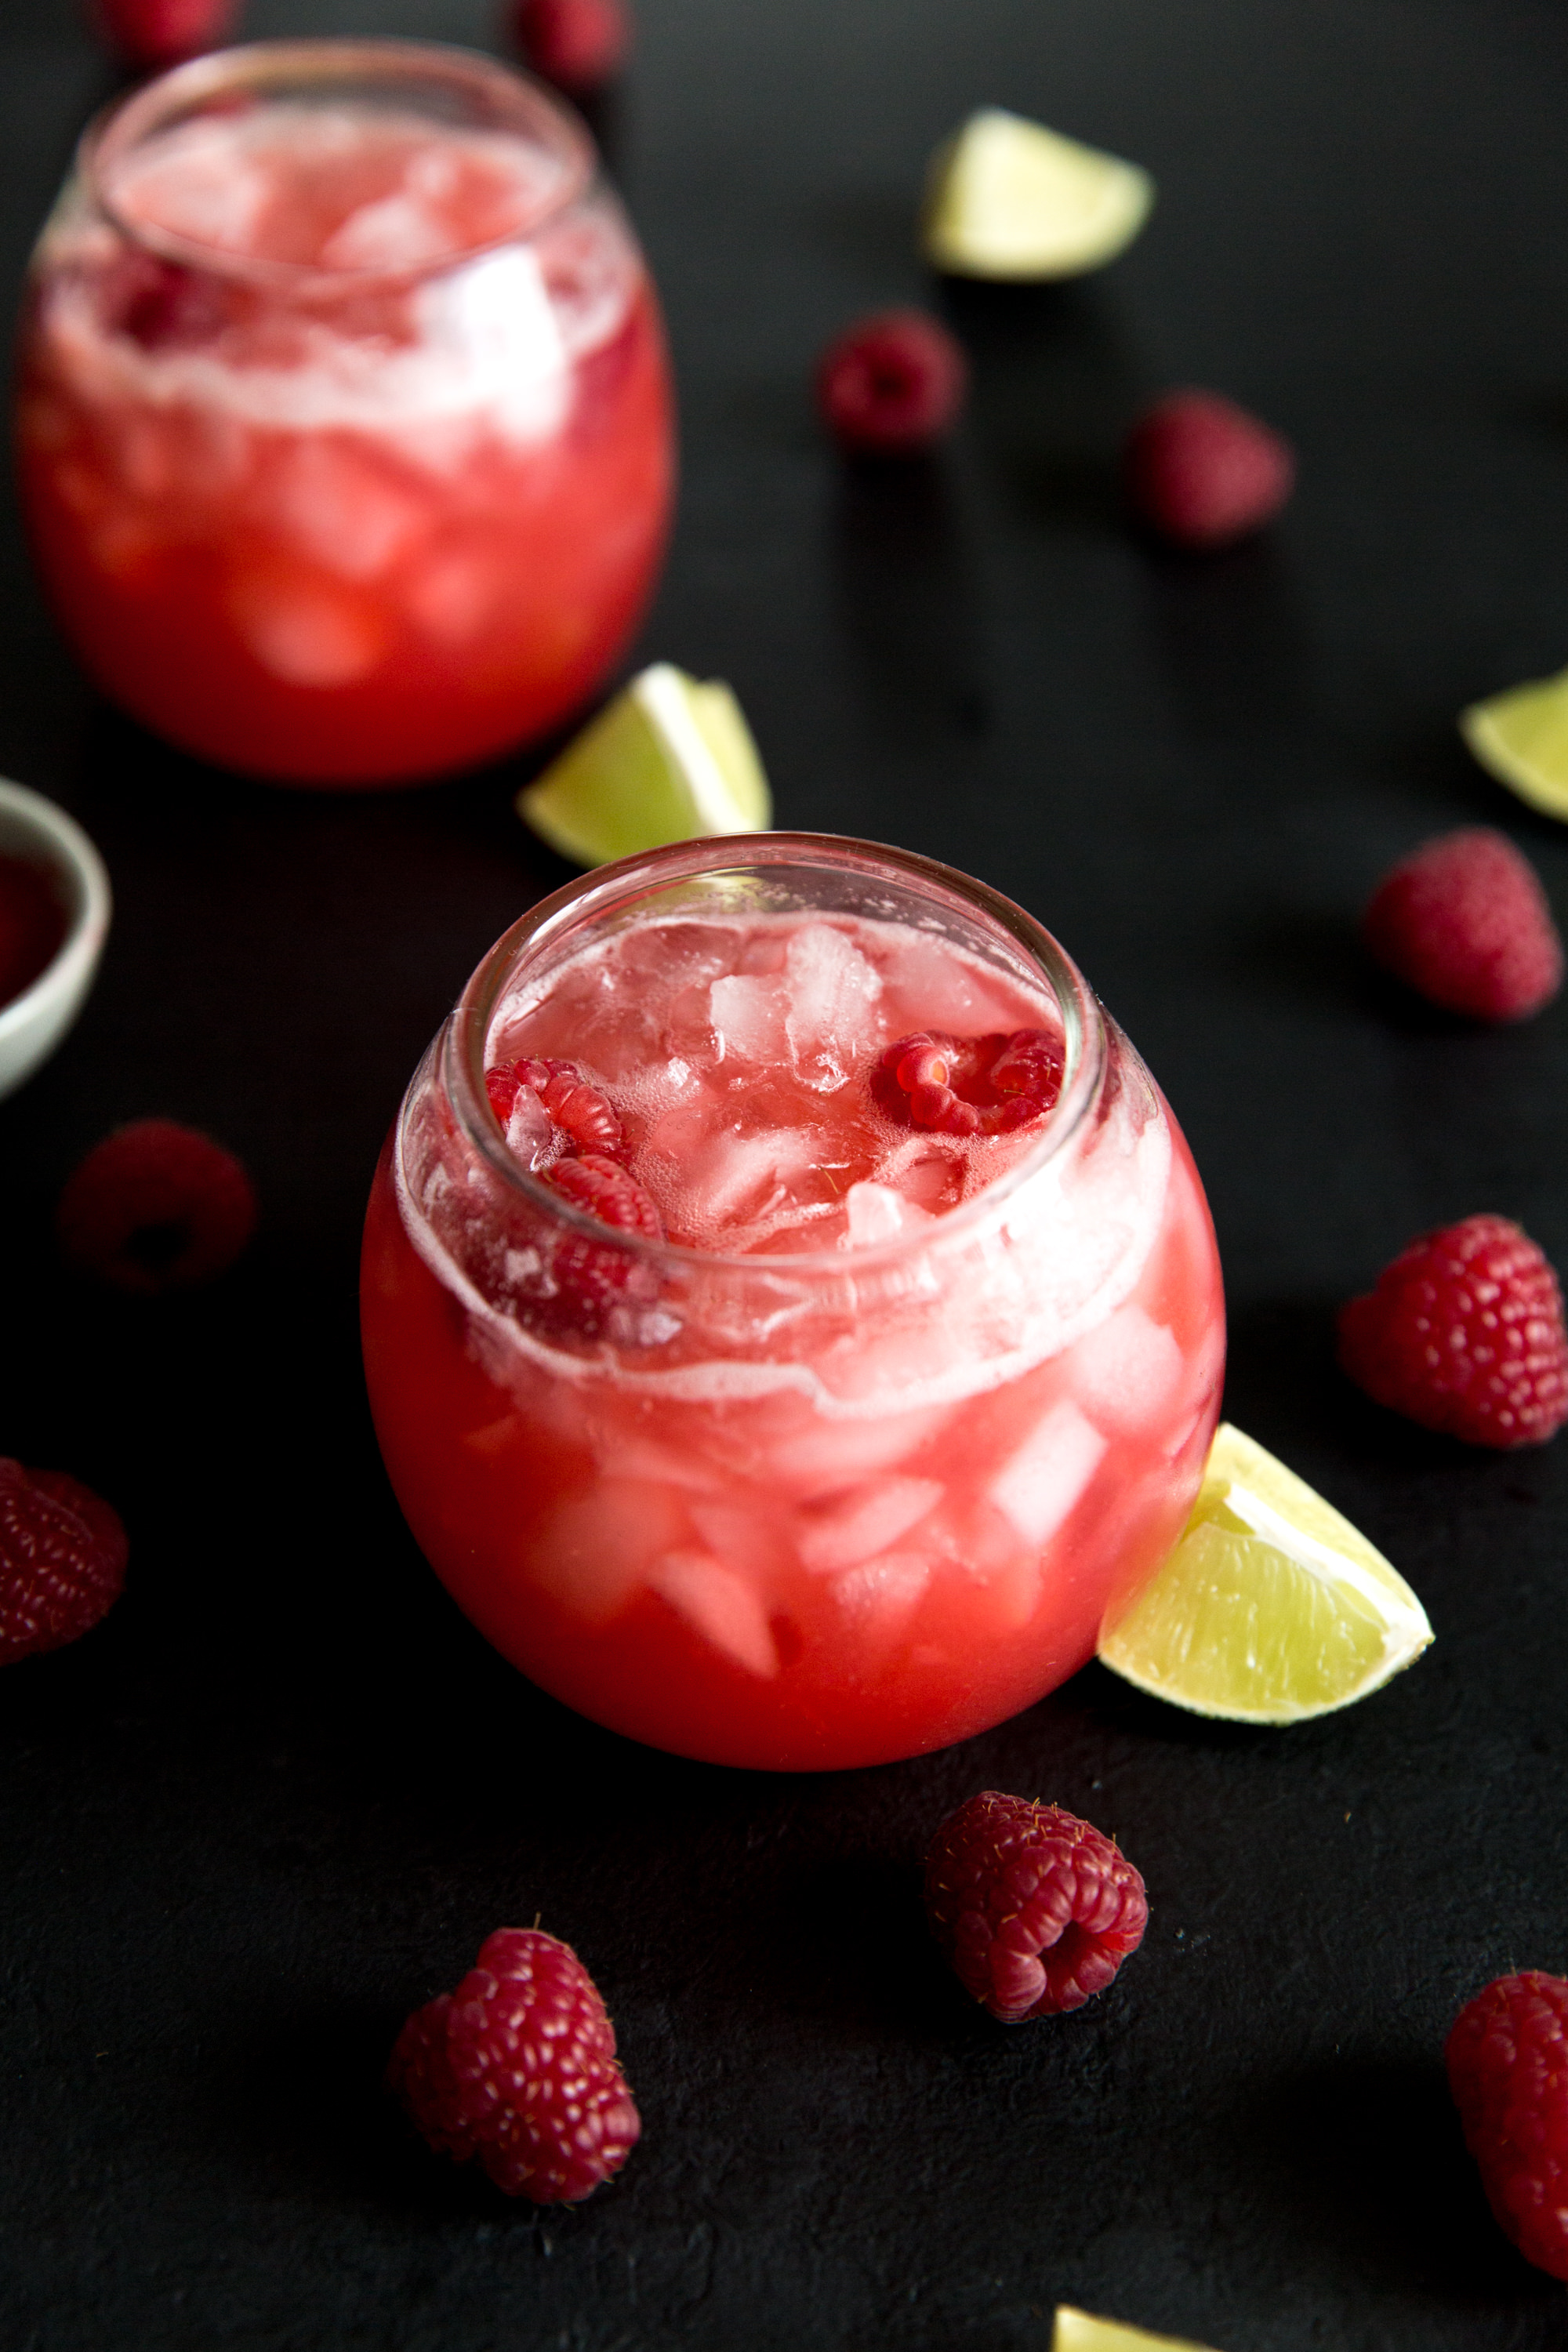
361, 835, 1225, 1771
14, 41, 674, 786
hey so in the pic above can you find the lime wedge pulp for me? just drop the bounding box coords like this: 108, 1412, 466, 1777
1461, 663, 1568, 820
922, 107, 1154, 279
1098, 1423, 1432, 1725
1055, 2309, 1222, 2352
517, 662, 771, 869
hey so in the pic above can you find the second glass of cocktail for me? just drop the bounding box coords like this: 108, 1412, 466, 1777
361, 837, 1225, 1769
15, 41, 673, 786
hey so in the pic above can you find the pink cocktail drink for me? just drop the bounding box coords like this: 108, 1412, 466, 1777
361, 837, 1225, 1770
15, 42, 673, 785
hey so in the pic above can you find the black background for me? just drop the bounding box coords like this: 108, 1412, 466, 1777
4, 0, 1568, 2346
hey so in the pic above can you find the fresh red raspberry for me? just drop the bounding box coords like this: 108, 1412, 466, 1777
0, 1458, 128, 1665
56, 1119, 257, 1295
537, 1151, 663, 1332
546, 1152, 662, 1239
815, 310, 968, 456
1123, 389, 1295, 548
869, 1028, 1063, 1137
514, 0, 630, 93
93, 0, 240, 71
1338, 1214, 1568, 1448
389, 1928, 640, 2202
485, 1057, 624, 1157
1363, 828, 1563, 1022
924, 1791, 1149, 2024
1446, 1970, 1568, 2280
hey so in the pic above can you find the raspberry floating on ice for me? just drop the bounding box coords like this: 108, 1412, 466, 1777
546, 1152, 662, 1239
1338, 1214, 1568, 1448
870, 1028, 1063, 1136
1363, 828, 1563, 1022
486, 1056, 625, 1157
514, 0, 630, 93
389, 1927, 640, 2202
1446, 1969, 1568, 2280
924, 1791, 1149, 2023
56, 1119, 256, 1295
93, 0, 239, 71
1123, 390, 1295, 549
0, 1458, 128, 1666
816, 310, 969, 456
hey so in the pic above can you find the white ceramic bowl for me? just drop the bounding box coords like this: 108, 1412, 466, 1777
0, 778, 111, 1102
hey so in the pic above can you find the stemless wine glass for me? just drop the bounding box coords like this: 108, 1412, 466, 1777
361, 836, 1226, 1772
14, 40, 675, 786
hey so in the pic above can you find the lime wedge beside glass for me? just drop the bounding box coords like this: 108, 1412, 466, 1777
922, 107, 1154, 279
1098, 1423, 1432, 1724
1461, 663, 1568, 820
517, 662, 771, 868
1055, 2310, 1222, 2352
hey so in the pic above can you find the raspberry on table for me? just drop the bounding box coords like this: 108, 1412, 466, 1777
1123, 389, 1295, 549
389, 1927, 641, 2202
1338, 1214, 1568, 1448
56, 1119, 256, 1295
93, 0, 239, 70
815, 310, 969, 456
870, 1028, 1064, 1136
1446, 1969, 1568, 2281
1362, 827, 1563, 1022
924, 1791, 1149, 2023
514, 0, 630, 93
0, 1458, 128, 1666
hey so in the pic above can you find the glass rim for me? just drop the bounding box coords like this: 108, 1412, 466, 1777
79, 37, 597, 292
434, 830, 1111, 1279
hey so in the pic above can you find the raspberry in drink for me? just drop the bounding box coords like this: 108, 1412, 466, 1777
361, 837, 1225, 1770
15, 43, 673, 786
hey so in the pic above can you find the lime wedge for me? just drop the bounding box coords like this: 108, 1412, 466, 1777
1098, 1423, 1432, 1725
517, 662, 771, 868
1461, 664, 1568, 820
1055, 2310, 1221, 2352
922, 107, 1154, 278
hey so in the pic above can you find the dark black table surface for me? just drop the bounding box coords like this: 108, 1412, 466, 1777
5, 1, 1568, 2346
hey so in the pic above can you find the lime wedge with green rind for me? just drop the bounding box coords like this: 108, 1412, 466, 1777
517, 662, 771, 868
1098, 1423, 1432, 1725
1055, 2310, 1222, 2352
1461, 664, 1568, 820
922, 107, 1154, 279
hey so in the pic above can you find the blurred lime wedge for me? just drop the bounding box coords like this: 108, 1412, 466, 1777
1055, 2311, 1221, 2352
517, 662, 771, 868
922, 107, 1154, 278
1098, 1423, 1432, 1724
1461, 663, 1568, 820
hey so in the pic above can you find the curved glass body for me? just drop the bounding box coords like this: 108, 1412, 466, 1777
14, 41, 674, 786
361, 837, 1226, 1770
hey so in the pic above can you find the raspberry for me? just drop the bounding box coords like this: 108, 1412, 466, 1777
1363, 828, 1563, 1022
1338, 1214, 1568, 1448
485, 1057, 624, 1157
56, 1119, 257, 1295
1446, 1970, 1568, 2280
389, 1927, 640, 2202
0, 1458, 128, 1665
514, 0, 630, 93
869, 1028, 1063, 1136
1123, 389, 1295, 549
924, 1791, 1149, 2024
546, 1152, 662, 1239
815, 310, 968, 456
534, 1151, 663, 1333
93, 0, 239, 71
